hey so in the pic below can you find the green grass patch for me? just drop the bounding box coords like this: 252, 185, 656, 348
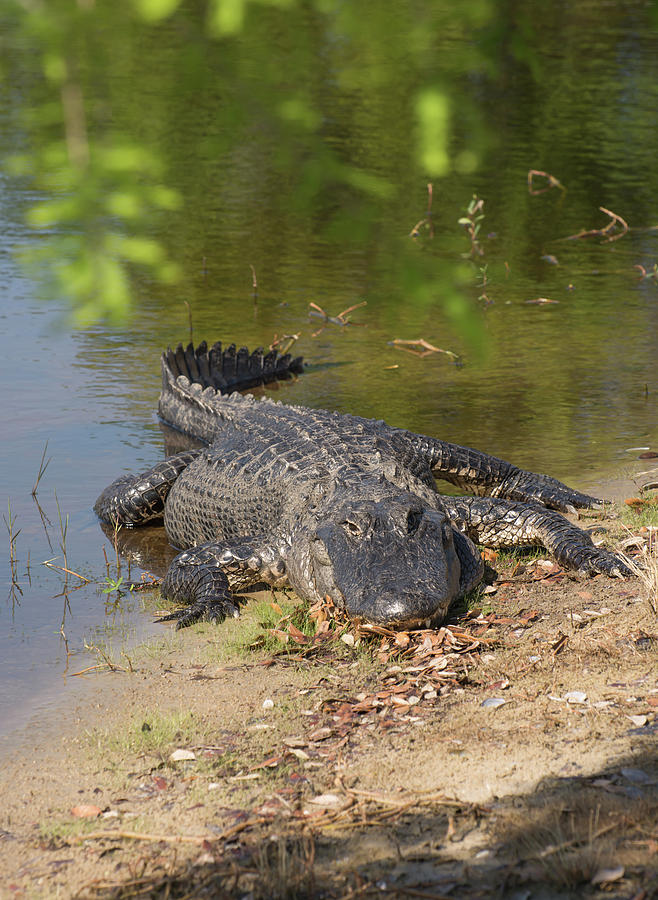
86, 708, 208, 762
487, 546, 546, 567
40, 813, 153, 848
39, 817, 102, 846
620, 500, 658, 530
193, 592, 320, 660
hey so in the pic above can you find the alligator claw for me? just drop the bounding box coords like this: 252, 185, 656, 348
501, 471, 608, 514
553, 493, 606, 514
578, 552, 632, 579
156, 598, 242, 629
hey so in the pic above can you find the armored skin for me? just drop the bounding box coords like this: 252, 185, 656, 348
95, 341, 629, 628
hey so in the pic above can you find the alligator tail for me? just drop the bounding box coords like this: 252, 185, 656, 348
163, 340, 304, 394
159, 340, 304, 441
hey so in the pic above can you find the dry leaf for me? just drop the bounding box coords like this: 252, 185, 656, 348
269, 628, 289, 644
626, 714, 648, 727
170, 748, 196, 761
481, 697, 506, 709
289, 748, 310, 760
287, 624, 309, 644
308, 793, 344, 807
391, 695, 410, 707
252, 755, 282, 769
564, 691, 587, 704
591, 866, 624, 885
308, 726, 332, 742
620, 767, 651, 784
71, 804, 102, 818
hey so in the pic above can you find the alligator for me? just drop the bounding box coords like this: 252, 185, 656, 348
94, 340, 629, 629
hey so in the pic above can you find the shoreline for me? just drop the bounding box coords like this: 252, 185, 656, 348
0, 519, 656, 896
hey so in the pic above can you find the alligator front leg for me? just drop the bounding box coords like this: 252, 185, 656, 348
416, 438, 604, 513
94, 450, 202, 526
442, 496, 631, 577
158, 540, 288, 628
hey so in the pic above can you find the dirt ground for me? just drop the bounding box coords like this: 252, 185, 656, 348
1, 519, 657, 899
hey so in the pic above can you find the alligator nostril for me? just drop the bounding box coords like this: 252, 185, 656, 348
343, 519, 362, 536
312, 539, 331, 566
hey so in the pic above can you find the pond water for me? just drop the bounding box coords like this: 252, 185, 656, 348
1, 2, 657, 740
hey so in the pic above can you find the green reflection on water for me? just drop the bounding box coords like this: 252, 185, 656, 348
1, 0, 657, 481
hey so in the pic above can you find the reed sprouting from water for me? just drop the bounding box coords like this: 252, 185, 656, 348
32, 440, 52, 496
4, 498, 22, 595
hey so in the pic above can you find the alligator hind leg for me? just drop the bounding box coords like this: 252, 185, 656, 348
94, 450, 202, 526
443, 496, 631, 577
159, 540, 288, 628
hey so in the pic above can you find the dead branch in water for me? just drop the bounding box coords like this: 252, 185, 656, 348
528, 169, 566, 195
409, 182, 434, 239
308, 301, 367, 337
563, 206, 629, 243
43, 559, 91, 583
269, 333, 300, 355
388, 338, 460, 362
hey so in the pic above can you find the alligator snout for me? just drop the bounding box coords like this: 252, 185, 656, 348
308, 495, 462, 627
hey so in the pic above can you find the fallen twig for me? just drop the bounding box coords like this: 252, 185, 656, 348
308, 301, 367, 337
342, 785, 466, 809
409, 183, 434, 239
528, 169, 566, 195
75, 829, 212, 846
388, 338, 460, 362
73, 816, 267, 846
69, 664, 118, 677
269, 333, 300, 355
564, 206, 629, 243
43, 559, 91, 583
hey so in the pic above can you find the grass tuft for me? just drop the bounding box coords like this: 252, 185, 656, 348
253, 834, 316, 900
619, 531, 658, 616
87, 709, 206, 762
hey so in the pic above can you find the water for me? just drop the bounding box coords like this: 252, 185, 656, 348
1, 2, 657, 740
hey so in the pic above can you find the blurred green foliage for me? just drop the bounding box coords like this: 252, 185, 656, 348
1, 0, 655, 332
0, 0, 506, 327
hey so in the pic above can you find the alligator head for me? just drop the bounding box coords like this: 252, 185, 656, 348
296, 491, 463, 628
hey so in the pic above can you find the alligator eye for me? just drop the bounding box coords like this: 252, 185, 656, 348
406, 509, 422, 533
